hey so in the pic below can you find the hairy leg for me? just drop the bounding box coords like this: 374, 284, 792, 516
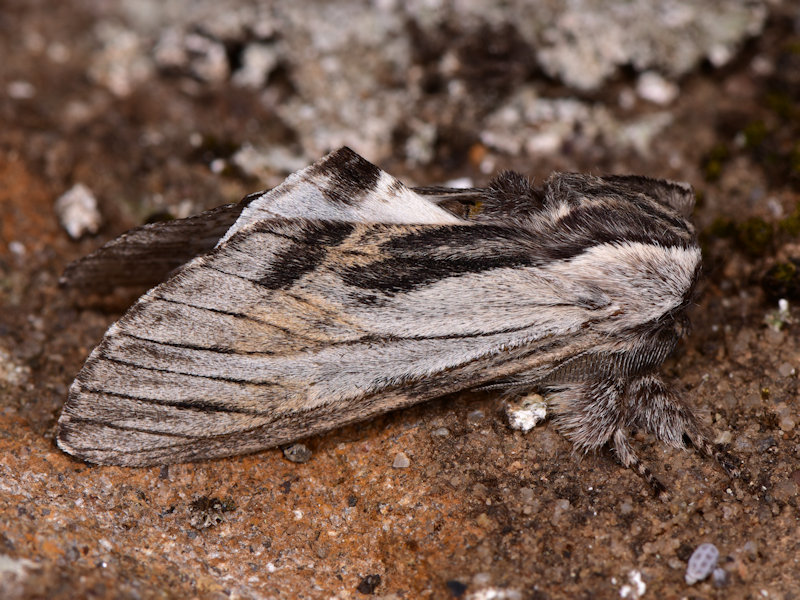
545, 373, 741, 495
547, 379, 668, 495
625, 374, 741, 478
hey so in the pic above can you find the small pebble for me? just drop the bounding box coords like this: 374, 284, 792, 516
7, 80, 36, 99
764, 327, 785, 345
467, 410, 485, 423
636, 71, 679, 105
8, 241, 25, 256
685, 542, 719, 584
741, 540, 758, 560
779, 415, 796, 432
619, 569, 647, 599
778, 362, 795, 377
712, 567, 728, 587
667, 558, 683, 570
392, 452, 410, 469
55, 183, 102, 239
790, 469, 800, 487
506, 393, 547, 433
733, 435, 754, 453
715, 430, 733, 445
232, 43, 278, 88
741, 393, 762, 410
282, 443, 312, 463
431, 427, 450, 437
758, 436, 777, 452
550, 498, 570, 525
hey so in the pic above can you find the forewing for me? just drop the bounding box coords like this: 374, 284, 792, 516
220, 146, 465, 243
61, 147, 465, 293
56, 216, 615, 466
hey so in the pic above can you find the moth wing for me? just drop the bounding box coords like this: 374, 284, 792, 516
62, 147, 464, 292
57, 209, 615, 466
57, 149, 491, 465
60, 197, 255, 292
220, 146, 465, 242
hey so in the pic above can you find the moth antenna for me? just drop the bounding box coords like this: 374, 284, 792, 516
612, 428, 668, 500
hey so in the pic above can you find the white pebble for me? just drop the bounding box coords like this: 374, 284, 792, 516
636, 71, 679, 105
392, 452, 410, 469
55, 183, 102, 239
7, 80, 36, 99
619, 569, 646, 599
232, 43, 278, 88
506, 394, 547, 433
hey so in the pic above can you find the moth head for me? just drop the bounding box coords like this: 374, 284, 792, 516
669, 261, 702, 339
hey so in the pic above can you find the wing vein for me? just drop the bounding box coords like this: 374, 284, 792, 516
78, 387, 272, 415
96, 355, 276, 385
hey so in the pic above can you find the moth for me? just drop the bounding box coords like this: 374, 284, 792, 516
57, 147, 738, 493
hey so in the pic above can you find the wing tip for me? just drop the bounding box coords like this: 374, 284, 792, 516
311, 147, 381, 191
55, 413, 129, 467
54, 414, 98, 466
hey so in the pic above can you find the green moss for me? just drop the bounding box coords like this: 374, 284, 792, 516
766, 92, 795, 121
194, 134, 239, 158
783, 39, 800, 55
762, 261, 800, 301
706, 217, 737, 238
743, 120, 768, 148
699, 216, 736, 252
218, 497, 237, 512
702, 143, 730, 182
693, 188, 705, 208
144, 211, 176, 224
790, 142, 800, 175
190, 495, 237, 513
736, 217, 773, 257
779, 202, 800, 236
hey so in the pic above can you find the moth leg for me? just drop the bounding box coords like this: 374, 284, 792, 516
547, 379, 622, 454
626, 374, 742, 479
612, 428, 667, 498
547, 379, 668, 495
